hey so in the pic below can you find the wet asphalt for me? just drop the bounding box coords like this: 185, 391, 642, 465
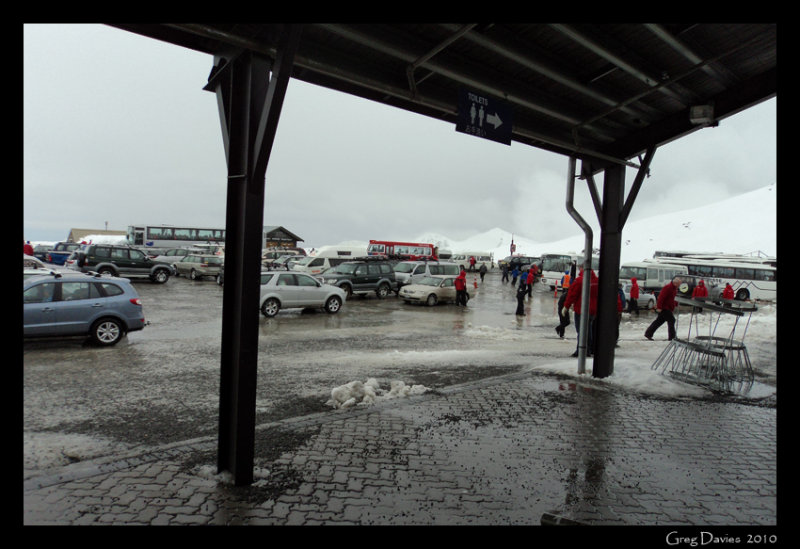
23, 268, 779, 528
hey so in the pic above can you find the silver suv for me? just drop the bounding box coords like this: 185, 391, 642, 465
23, 271, 146, 346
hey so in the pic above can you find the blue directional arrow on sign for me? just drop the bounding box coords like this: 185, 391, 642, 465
456, 88, 512, 145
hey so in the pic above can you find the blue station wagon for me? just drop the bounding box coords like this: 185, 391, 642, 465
23, 272, 146, 346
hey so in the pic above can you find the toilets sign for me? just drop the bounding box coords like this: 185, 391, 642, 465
456, 88, 512, 145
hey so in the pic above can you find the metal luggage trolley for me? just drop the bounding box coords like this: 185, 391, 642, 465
650, 296, 757, 394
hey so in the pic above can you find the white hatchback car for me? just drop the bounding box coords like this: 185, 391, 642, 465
398, 275, 468, 306
259, 271, 346, 317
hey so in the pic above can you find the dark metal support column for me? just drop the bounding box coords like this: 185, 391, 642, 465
593, 164, 625, 378
204, 26, 303, 486
592, 148, 656, 378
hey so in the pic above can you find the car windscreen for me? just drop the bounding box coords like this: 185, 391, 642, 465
329, 263, 358, 274
393, 263, 417, 273
416, 277, 441, 286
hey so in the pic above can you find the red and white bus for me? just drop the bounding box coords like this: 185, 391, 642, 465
367, 240, 438, 261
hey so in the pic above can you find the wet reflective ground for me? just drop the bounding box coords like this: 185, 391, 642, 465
23, 270, 778, 526
23, 269, 776, 472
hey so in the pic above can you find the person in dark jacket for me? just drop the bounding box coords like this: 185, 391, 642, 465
554, 269, 572, 336
516, 279, 527, 316
616, 284, 626, 346
644, 277, 682, 341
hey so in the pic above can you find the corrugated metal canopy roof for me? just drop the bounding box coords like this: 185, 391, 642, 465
110, 23, 776, 170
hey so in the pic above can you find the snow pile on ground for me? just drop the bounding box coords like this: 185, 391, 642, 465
326, 378, 430, 409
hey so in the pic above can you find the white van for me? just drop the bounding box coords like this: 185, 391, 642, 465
393, 261, 461, 287
452, 252, 494, 270
292, 245, 366, 275
619, 261, 688, 294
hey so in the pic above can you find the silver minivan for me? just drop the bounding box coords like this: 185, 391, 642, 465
394, 261, 460, 287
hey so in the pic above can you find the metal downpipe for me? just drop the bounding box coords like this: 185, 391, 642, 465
565, 157, 593, 375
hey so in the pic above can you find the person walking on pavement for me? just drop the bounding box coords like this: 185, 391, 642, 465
469, 255, 476, 272
525, 266, 536, 297
479, 262, 488, 283
627, 277, 640, 317
501, 263, 509, 283
721, 283, 735, 300
454, 268, 468, 306
555, 285, 570, 338
511, 265, 519, 286
644, 276, 682, 341
691, 279, 709, 313
616, 284, 626, 346
24, 240, 34, 256
516, 278, 527, 316
562, 269, 598, 357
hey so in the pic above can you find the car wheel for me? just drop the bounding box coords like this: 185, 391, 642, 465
216, 273, 223, 286
426, 294, 438, 306
91, 318, 124, 346
98, 267, 115, 277
735, 288, 749, 301
261, 298, 280, 317
376, 283, 390, 299
190, 269, 199, 280
152, 269, 170, 284
325, 295, 342, 314
646, 298, 656, 310
341, 284, 352, 298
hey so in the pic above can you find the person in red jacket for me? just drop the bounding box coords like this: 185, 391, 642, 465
644, 276, 682, 341
721, 283, 735, 301
692, 279, 709, 298
525, 267, 535, 297
626, 277, 640, 317
454, 268, 468, 306
562, 269, 598, 357
24, 240, 34, 256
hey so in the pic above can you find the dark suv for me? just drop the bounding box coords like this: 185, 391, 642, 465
67, 244, 175, 283
318, 257, 398, 298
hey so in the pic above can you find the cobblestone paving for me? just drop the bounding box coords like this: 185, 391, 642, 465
24, 371, 777, 526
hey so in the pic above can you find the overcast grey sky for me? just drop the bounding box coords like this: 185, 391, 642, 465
23, 24, 777, 248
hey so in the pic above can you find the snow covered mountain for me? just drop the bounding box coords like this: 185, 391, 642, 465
60, 185, 777, 266
415, 185, 777, 265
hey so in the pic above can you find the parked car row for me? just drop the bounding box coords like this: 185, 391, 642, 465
24, 250, 477, 346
